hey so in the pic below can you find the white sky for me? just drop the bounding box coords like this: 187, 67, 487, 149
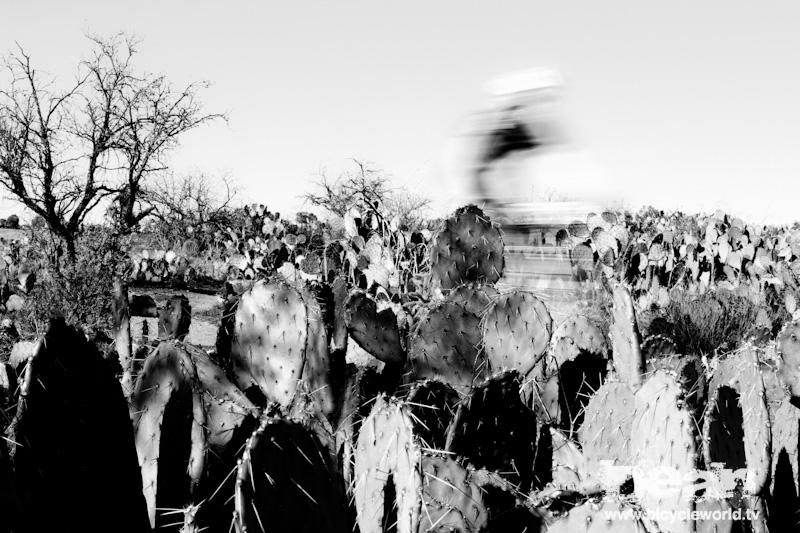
1, 1, 799, 224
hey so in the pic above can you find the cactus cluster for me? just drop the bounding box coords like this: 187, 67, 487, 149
5, 202, 800, 533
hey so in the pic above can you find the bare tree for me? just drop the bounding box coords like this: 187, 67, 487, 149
142, 172, 237, 248
304, 159, 430, 230
0, 33, 222, 258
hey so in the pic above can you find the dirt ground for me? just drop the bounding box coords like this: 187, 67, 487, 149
130, 287, 222, 348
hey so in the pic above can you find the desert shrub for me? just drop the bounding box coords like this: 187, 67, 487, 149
17, 225, 129, 337
647, 289, 760, 356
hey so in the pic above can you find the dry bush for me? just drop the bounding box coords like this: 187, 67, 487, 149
647, 289, 760, 356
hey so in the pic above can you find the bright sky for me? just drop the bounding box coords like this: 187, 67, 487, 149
1, 1, 799, 224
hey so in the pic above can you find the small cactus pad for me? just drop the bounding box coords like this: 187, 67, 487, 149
551, 315, 607, 367
9, 319, 148, 532
446, 282, 499, 316
550, 427, 596, 493
610, 284, 646, 391
230, 278, 335, 415
545, 498, 647, 532
445, 371, 537, 489
344, 290, 405, 365
418, 453, 489, 532
354, 396, 423, 533
703, 347, 771, 495
405, 379, 460, 450
234, 415, 348, 533
481, 289, 553, 376
631, 370, 700, 533
429, 205, 504, 291
408, 300, 486, 392
577, 379, 635, 490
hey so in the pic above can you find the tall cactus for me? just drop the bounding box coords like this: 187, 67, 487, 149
703, 346, 771, 496
609, 284, 646, 391
354, 395, 423, 533
631, 370, 701, 533
8, 318, 149, 532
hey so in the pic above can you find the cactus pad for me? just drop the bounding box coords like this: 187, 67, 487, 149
344, 289, 405, 365
703, 347, 771, 495
354, 395, 423, 533
631, 370, 700, 533
418, 454, 489, 532
481, 289, 553, 376
429, 205, 504, 291
133, 341, 258, 528
551, 315, 607, 367
447, 282, 499, 316
230, 278, 335, 415
234, 415, 348, 533
577, 379, 634, 490
408, 300, 485, 392
405, 379, 460, 451
445, 371, 537, 489
610, 284, 646, 391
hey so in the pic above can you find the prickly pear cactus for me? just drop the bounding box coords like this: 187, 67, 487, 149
418, 454, 489, 532
447, 282, 498, 315
551, 315, 607, 366
545, 498, 647, 532
767, 397, 800, 530
776, 319, 800, 395
703, 346, 771, 495
405, 379, 460, 450
335, 365, 383, 491
609, 284, 646, 391
112, 277, 134, 397
550, 427, 597, 493
481, 289, 553, 378
8, 318, 149, 532
234, 414, 348, 533
354, 395, 423, 533
646, 352, 706, 421
429, 205, 504, 292
577, 379, 634, 491
344, 289, 405, 365
445, 371, 537, 490
229, 278, 335, 416
408, 300, 486, 392
132, 340, 258, 529
631, 370, 700, 533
